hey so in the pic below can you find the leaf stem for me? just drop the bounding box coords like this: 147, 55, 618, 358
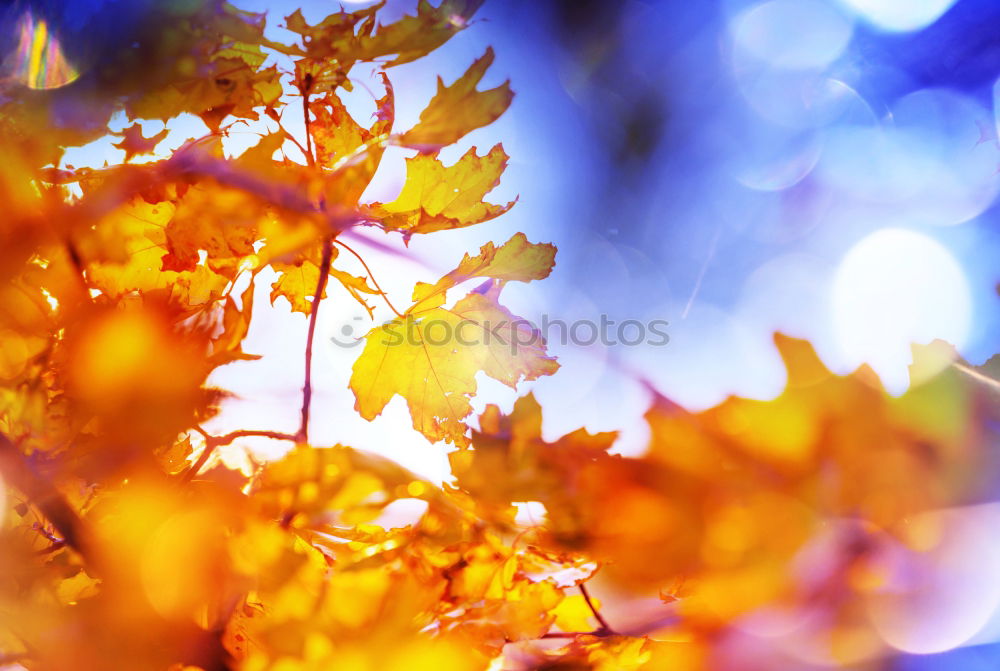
579, 582, 615, 634
282, 128, 312, 167
298, 237, 334, 442
333, 238, 404, 318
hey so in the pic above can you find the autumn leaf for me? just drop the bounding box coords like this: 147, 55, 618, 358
160, 184, 262, 276
366, 143, 514, 237
270, 244, 379, 316
400, 47, 513, 151
409, 231, 555, 312
252, 443, 452, 530
6, 2, 988, 670
284, 1, 482, 67
350, 290, 558, 446
284, 4, 383, 63
211, 278, 261, 366
112, 123, 170, 163
451, 393, 616, 509
122, 4, 283, 126
349, 234, 558, 445
84, 197, 229, 309
359, 0, 485, 67
312, 73, 394, 206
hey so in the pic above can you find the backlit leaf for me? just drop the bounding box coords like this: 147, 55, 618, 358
366, 144, 514, 237
400, 47, 513, 152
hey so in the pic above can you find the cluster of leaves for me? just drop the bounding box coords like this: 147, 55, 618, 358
0, 2, 997, 670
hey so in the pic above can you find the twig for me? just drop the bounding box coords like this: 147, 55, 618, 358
298, 237, 334, 442
333, 238, 404, 318
0, 434, 95, 565
301, 80, 315, 167
579, 582, 615, 634
282, 127, 312, 166
539, 613, 679, 641
37, 540, 67, 555
182, 428, 297, 482
210, 429, 298, 448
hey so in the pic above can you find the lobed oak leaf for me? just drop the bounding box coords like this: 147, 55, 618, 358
400, 47, 513, 152
270, 256, 323, 315
366, 144, 514, 238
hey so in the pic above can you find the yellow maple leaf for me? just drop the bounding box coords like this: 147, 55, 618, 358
366, 144, 514, 237
349, 234, 558, 445
400, 47, 513, 152
270, 245, 379, 316
85, 198, 229, 309
313, 75, 394, 206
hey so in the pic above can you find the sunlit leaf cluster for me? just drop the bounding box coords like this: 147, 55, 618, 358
0, 2, 996, 670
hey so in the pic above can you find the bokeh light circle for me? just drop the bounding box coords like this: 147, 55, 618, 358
831, 228, 971, 393
836, 0, 959, 32
731, 0, 853, 70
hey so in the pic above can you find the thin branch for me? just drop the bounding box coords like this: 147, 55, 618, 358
539, 629, 612, 638
579, 582, 615, 634
182, 428, 297, 483
539, 613, 679, 641
210, 429, 298, 448
301, 84, 315, 167
0, 434, 95, 565
282, 127, 312, 166
36, 540, 67, 556
333, 238, 404, 318
298, 237, 334, 442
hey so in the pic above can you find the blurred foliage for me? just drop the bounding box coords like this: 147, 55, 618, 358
0, 1, 998, 670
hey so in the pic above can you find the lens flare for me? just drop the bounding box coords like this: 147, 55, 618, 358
13, 12, 80, 90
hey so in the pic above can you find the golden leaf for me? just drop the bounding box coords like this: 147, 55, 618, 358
366, 144, 514, 237
401, 47, 513, 151
350, 235, 558, 445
